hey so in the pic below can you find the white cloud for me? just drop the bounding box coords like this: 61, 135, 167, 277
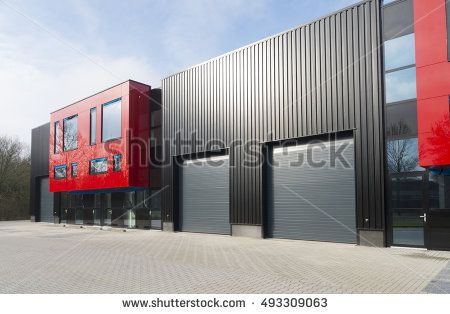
0, 2, 161, 145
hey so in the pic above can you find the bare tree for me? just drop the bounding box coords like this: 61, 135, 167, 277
386, 121, 418, 173
0, 135, 30, 220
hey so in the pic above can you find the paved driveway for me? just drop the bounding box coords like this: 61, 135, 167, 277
1, 221, 450, 294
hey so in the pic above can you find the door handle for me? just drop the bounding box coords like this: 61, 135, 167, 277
420, 213, 427, 222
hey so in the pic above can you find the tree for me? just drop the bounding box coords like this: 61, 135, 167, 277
0, 135, 30, 220
386, 120, 418, 173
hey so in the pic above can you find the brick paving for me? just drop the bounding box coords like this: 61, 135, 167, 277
1, 221, 450, 294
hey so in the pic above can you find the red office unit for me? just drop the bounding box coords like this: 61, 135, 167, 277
414, 0, 450, 168
49, 80, 151, 192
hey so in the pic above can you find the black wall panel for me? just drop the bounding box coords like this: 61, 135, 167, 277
162, 0, 385, 230
30, 123, 51, 220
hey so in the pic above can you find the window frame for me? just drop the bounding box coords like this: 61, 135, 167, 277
113, 154, 122, 172
71, 162, 78, 177
101, 98, 122, 143
63, 114, 78, 152
90, 157, 108, 175
384, 66, 417, 104
383, 33, 416, 72
90, 107, 97, 146
54, 121, 60, 154
54, 165, 67, 179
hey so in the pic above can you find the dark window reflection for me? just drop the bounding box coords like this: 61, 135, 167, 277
390, 175, 425, 246
385, 100, 418, 139
57, 189, 161, 229
390, 175, 423, 209
382, 0, 414, 41
429, 172, 450, 209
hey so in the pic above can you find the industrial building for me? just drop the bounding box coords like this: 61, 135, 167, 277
30, 0, 450, 250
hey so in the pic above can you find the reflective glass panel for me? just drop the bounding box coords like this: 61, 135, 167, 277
386, 137, 424, 173
391, 175, 425, 247
113, 154, 122, 172
54, 165, 67, 179
102, 99, 121, 142
429, 172, 450, 209
63, 115, 78, 151
384, 33, 415, 71
71, 162, 78, 177
54, 121, 60, 153
385, 100, 418, 139
90, 108, 96, 145
90, 157, 108, 174
385, 67, 416, 103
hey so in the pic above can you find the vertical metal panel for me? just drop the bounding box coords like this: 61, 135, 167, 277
39, 177, 54, 223
30, 123, 51, 220
162, 0, 385, 229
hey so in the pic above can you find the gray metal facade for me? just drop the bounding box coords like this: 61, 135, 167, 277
39, 177, 54, 223
162, 0, 385, 233
180, 156, 230, 234
30, 123, 53, 221
268, 139, 356, 243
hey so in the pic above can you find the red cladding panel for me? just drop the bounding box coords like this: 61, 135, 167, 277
49, 81, 151, 192
414, 0, 450, 167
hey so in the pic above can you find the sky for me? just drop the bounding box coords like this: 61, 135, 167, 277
0, 0, 360, 145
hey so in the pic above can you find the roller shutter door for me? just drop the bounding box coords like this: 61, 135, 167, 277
268, 139, 356, 243
180, 155, 230, 234
39, 177, 54, 223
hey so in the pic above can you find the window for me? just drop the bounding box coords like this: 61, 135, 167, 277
90, 108, 96, 145
382, 0, 414, 41
102, 99, 121, 142
54, 165, 67, 179
385, 67, 416, 103
429, 172, 450, 209
385, 100, 418, 139
71, 162, 78, 177
63, 115, 78, 151
54, 121, 60, 154
90, 157, 108, 175
113, 154, 122, 172
386, 137, 424, 173
384, 34, 415, 71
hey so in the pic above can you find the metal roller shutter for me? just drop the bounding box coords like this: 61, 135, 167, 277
39, 177, 54, 223
268, 139, 356, 243
180, 155, 230, 234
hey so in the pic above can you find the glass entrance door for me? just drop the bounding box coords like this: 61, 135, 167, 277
390, 173, 426, 247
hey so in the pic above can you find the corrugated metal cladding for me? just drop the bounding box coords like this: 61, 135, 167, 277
30, 123, 53, 221
162, 0, 385, 231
